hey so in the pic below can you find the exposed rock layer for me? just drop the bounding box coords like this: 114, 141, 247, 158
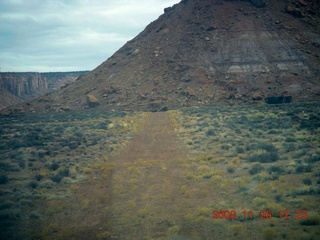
0, 71, 88, 110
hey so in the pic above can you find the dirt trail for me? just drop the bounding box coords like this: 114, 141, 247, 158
38, 112, 192, 239
108, 111, 189, 239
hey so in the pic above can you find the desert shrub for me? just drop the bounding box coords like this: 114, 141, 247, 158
304, 154, 320, 163
267, 129, 278, 134
0, 201, 15, 210
27, 181, 38, 189
51, 168, 69, 183
298, 142, 312, 149
29, 211, 41, 219
0, 175, 8, 184
268, 165, 284, 174
302, 178, 312, 185
221, 144, 230, 150
293, 186, 319, 196
293, 150, 307, 159
48, 162, 59, 171
295, 164, 312, 173
246, 152, 279, 163
40, 180, 56, 189
227, 167, 235, 173
283, 143, 296, 152
285, 136, 296, 142
249, 164, 264, 175
0, 162, 11, 171
51, 174, 63, 183
0, 209, 21, 222
59, 168, 70, 177
236, 146, 244, 154
35, 174, 44, 181
274, 194, 282, 202
206, 129, 215, 136
300, 214, 320, 226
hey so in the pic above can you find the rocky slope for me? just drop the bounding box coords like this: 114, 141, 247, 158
9, 0, 320, 113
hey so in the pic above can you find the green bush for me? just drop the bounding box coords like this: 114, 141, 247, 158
302, 178, 312, 185
206, 129, 215, 136
0, 175, 8, 184
35, 174, 43, 181
295, 164, 312, 173
50, 168, 69, 183
247, 152, 279, 163
27, 181, 38, 189
268, 165, 284, 174
48, 162, 59, 171
249, 164, 264, 175
51, 174, 63, 183
300, 214, 320, 226
305, 154, 320, 163
236, 147, 244, 154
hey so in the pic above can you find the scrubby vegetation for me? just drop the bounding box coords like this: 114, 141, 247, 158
1, 102, 320, 239
0, 108, 144, 239
174, 102, 320, 239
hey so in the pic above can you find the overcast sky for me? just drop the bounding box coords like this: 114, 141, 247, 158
0, 0, 180, 72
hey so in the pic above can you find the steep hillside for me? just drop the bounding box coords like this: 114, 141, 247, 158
12, 0, 320, 112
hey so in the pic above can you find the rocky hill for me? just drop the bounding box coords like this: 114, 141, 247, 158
8, 0, 320, 113
0, 71, 87, 110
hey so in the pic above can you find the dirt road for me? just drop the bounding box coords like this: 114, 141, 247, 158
107, 111, 189, 239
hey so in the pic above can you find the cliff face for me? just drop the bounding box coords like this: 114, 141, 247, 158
0, 72, 48, 97
0, 71, 87, 110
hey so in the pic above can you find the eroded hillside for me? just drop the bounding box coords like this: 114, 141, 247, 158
6, 0, 320, 113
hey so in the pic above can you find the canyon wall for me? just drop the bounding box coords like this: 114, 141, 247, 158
0, 72, 48, 97
0, 71, 88, 110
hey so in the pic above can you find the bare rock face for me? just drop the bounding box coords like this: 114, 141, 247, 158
0, 72, 49, 110
0, 72, 48, 97
86, 95, 100, 108
0, 71, 87, 110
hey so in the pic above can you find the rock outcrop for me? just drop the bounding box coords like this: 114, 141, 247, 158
86, 95, 100, 108
0, 72, 48, 97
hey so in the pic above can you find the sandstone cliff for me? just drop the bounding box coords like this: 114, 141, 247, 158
0, 71, 88, 110
0, 72, 48, 97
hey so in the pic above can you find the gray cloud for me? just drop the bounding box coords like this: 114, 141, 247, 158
0, 0, 179, 72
